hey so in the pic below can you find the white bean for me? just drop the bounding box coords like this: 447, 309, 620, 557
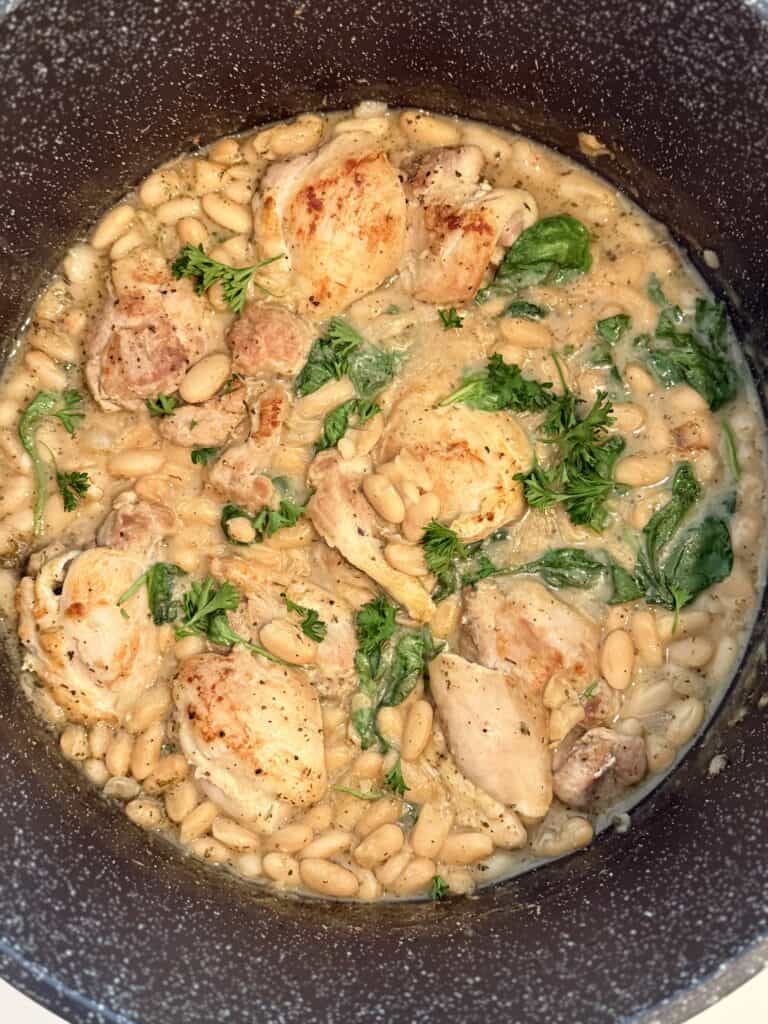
354, 797, 402, 838
176, 216, 209, 248
259, 619, 317, 665
139, 168, 184, 208
532, 817, 593, 857
668, 636, 715, 668
615, 453, 672, 488
439, 831, 494, 865
179, 352, 232, 404
622, 679, 674, 718
498, 319, 553, 349
384, 542, 428, 576
266, 823, 314, 854
89, 722, 113, 759
126, 684, 172, 734
399, 110, 461, 147
666, 697, 705, 747
389, 857, 437, 897
201, 192, 252, 234
103, 776, 140, 801
362, 474, 405, 524
60, 725, 88, 761
646, 734, 676, 773
189, 837, 229, 863
300, 858, 359, 898
83, 758, 109, 786
236, 853, 263, 879
130, 721, 164, 781
108, 449, 165, 478
109, 228, 145, 260
208, 138, 242, 164
401, 700, 433, 761
212, 817, 260, 851
143, 754, 188, 794
269, 115, 324, 156
156, 196, 202, 225
631, 611, 664, 668
105, 730, 133, 777
600, 630, 635, 690
300, 830, 353, 860
165, 780, 199, 823
262, 852, 300, 885
91, 205, 135, 251
179, 799, 218, 843
353, 823, 404, 868
125, 797, 164, 829
411, 803, 453, 859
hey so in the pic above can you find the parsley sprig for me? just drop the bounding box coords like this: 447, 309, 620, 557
439, 353, 554, 414
220, 497, 307, 545
171, 245, 284, 313
283, 594, 327, 642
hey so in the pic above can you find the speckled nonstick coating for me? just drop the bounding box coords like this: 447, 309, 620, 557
0, 1, 767, 1022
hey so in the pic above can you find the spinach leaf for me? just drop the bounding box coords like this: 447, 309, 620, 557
721, 419, 741, 481
315, 398, 380, 452
492, 214, 592, 291
294, 318, 364, 396
347, 345, 399, 399
596, 314, 631, 345
191, 446, 219, 465
438, 307, 464, 330
439, 354, 555, 413
510, 547, 605, 589
498, 300, 548, 320
220, 497, 307, 545
117, 562, 187, 625
662, 516, 733, 610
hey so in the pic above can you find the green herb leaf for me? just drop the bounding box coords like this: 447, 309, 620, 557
580, 681, 599, 701
315, 398, 381, 453
221, 497, 307, 545
294, 318, 365, 397
510, 547, 605, 589
438, 307, 464, 330
422, 520, 507, 601
642, 298, 737, 411
661, 516, 733, 611
498, 300, 548, 320
18, 390, 86, 535
647, 273, 668, 306
191, 447, 219, 465
439, 354, 555, 413
171, 244, 284, 313
117, 562, 187, 625
384, 304, 400, 315
493, 214, 592, 290
383, 757, 407, 798
596, 314, 632, 345
721, 419, 741, 481
430, 875, 450, 901
347, 346, 399, 399
56, 469, 90, 512
283, 594, 327, 642
146, 394, 180, 418
381, 628, 443, 707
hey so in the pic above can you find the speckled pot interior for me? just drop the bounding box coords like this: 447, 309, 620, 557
1, 1, 767, 1022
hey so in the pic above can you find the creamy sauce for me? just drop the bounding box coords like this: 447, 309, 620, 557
0, 102, 765, 902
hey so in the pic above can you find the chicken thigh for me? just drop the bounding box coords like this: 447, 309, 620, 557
173, 648, 327, 831
158, 386, 247, 448
85, 245, 226, 411
16, 547, 162, 724
253, 131, 407, 317
406, 146, 538, 305
229, 303, 314, 379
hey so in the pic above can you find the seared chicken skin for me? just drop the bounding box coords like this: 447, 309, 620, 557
229, 303, 314, 379
254, 131, 407, 316
553, 727, 647, 810
208, 382, 289, 507
406, 146, 538, 305
173, 648, 327, 831
17, 548, 162, 725
429, 580, 600, 819
85, 246, 226, 411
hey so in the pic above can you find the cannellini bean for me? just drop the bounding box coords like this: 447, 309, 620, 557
189, 837, 230, 863
400, 110, 461, 147
89, 721, 113, 759
179, 352, 232, 404
402, 492, 441, 542
300, 858, 359, 898
83, 758, 110, 786
352, 750, 384, 779
375, 850, 412, 887
625, 363, 656, 397
130, 720, 164, 781
616, 717, 643, 738
384, 542, 428, 576
666, 697, 705, 747
155, 196, 202, 225
25, 350, 67, 390
63, 243, 101, 286
270, 114, 324, 156
165, 780, 200, 823
91, 205, 135, 251
401, 700, 434, 761
105, 730, 134, 777
31, 328, 80, 363
325, 744, 355, 775
177, 216, 209, 247
615, 453, 672, 488
60, 724, 88, 761
631, 611, 664, 667
139, 168, 184, 208
103, 776, 141, 801
126, 797, 164, 830
174, 636, 206, 663
262, 852, 300, 885
335, 115, 389, 136
259, 618, 317, 665
236, 853, 263, 879
354, 797, 402, 838
362, 473, 405, 524
549, 702, 586, 742
612, 403, 646, 433
668, 636, 715, 669
301, 804, 333, 832
179, 799, 218, 843
375, 706, 403, 748
646, 734, 676, 773
353, 823, 404, 868
439, 831, 494, 865
226, 516, 256, 544
201, 192, 252, 234
300, 830, 353, 860
108, 449, 165, 478
295, 377, 356, 418
499, 319, 553, 349
267, 823, 314, 854
389, 857, 437, 897
126, 684, 172, 734
622, 679, 674, 718
143, 754, 189, 794
333, 793, 369, 831
411, 803, 454, 859
600, 629, 635, 690
532, 817, 593, 857
212, 817, 261, 851
208, 137, 241, 164
110, 228, 145, 260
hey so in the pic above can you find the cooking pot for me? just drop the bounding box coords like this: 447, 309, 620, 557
1, 1, 766, 1021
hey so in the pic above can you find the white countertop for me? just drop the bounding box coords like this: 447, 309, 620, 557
2, 969, 766, 1022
